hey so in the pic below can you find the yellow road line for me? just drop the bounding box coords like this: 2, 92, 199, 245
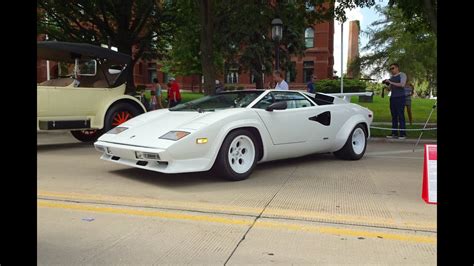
37, 190, 436, 230
38, 200, 252, 226
38, 200, 436, 244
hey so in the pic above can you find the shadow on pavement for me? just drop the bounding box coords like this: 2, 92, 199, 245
109, 168, 225, 188
107, 152, 337, 188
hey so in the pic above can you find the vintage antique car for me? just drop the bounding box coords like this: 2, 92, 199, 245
37, 41, 146, 142
94, 89, 374, 181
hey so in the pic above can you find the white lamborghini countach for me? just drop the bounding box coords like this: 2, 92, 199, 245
94, 90, 373, 181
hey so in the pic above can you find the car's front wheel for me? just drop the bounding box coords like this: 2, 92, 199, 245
333, 124, 367, 160
103, 102, 143, 132
214, 129, 258, 181
70, 129, 102, 142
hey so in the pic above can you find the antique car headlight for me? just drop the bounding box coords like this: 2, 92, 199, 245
107, 126, 128, 134
159, 131, 190, 141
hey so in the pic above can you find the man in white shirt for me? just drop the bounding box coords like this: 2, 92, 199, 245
273, 70, 289, 90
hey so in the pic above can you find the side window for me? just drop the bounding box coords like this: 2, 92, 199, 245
253, 92, 314, 109
253, 93, 274, 109
78, 60, 97, 76
273, 91, 314, 109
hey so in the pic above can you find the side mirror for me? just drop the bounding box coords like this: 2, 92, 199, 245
266, 101, 287, 112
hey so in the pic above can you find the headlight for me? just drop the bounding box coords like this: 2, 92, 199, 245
107, 126, 128, 134
94, 144, 106, 153
159, 131, 190, 141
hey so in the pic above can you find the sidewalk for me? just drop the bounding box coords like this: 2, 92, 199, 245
369, 137, 436, 144
372, 122, 437, 126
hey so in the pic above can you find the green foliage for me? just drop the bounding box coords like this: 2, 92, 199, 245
364, 81, 385, 96
388, 0, 437, 35
316, 79, 366, 93
413, 79, 431, 98
359, 5, 436, 94
38, 0, 176, 59
351, 95, 437, 123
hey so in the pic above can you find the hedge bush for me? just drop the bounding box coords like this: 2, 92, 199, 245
315, 79, 366, 93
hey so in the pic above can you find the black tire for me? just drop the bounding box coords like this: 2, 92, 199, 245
213, 129, 259, 181
333, 124, 367, 160
103, 102, 143, 132
70, 129, 102, 142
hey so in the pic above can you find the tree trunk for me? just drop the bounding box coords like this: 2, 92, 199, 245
117, 43, 136, 95
199, 0, 217, 95
252, 69, 264, 89
124, 66, 136, 95
422, 0, 437, 35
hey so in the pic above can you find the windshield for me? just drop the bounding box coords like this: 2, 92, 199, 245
170, 91, 264, 112
58, 59, 97, 77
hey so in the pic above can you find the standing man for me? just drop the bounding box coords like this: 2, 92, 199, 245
383, 63, 407, 139
306, 74, 317, 93
273, 70, 289, 90
167, 77, 182, 108
215, 80, 224, 94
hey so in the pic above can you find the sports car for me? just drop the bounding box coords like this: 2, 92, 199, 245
94, 89, 374, 181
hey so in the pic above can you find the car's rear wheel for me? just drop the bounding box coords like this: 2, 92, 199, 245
333, 124, 367, 160
214, 129, 258, 181
103, 102, 143, 132
70, 129, 102, 142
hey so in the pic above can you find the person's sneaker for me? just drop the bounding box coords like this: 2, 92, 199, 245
398, 136, 407, 140
386, 135, 398, 139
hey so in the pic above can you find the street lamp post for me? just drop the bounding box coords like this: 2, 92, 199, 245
271, 18, 283, 70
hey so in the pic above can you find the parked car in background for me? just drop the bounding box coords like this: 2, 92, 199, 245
37, 41, 146, 142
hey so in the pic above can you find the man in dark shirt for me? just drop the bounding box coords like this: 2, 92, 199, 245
306, 74, 317, 93
383, 63, 407, 139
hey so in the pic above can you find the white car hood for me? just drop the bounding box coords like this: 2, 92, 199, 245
98, 110, 210, 149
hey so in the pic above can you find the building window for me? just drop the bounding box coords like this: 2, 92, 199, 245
148, 63, 157, 83
305, 28, 314, 48
303, 61, 314, 83
226, 66, 239, 84
286, 62, 296, 82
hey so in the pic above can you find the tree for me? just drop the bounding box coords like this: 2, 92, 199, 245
160, 1, 202, 90
359, 5, 437, 93
37, 0, 176, 94
220, 1, 315, 90
388, 0, 437, 35
209, 0, 380, 92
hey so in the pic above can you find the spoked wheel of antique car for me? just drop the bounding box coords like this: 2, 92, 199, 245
214, 129, 259, 181
70, 129, 102, 142
103, 102, 143, 132
333, 124, 367, 160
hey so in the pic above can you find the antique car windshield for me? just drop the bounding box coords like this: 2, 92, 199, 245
170, 91, 264, 112
58, 59, 97, 77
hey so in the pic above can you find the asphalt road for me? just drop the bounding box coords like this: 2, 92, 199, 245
37, 131, 437, 265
